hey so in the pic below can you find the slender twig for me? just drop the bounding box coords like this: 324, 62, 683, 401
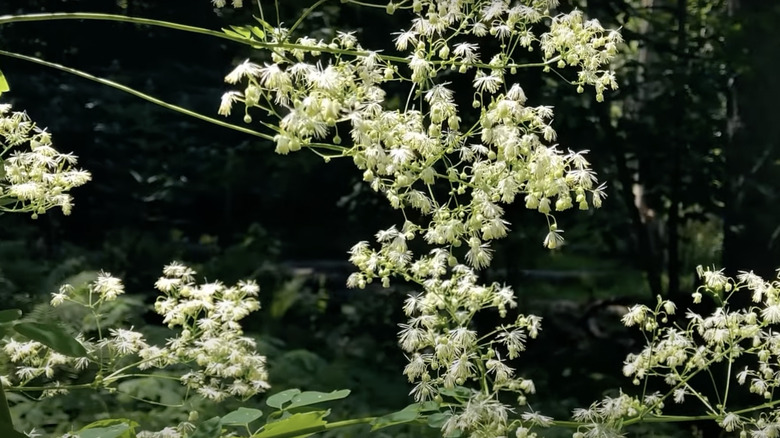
0, 13, 560, 71
0, 49, 273, 140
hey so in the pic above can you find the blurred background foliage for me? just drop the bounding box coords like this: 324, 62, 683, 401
0, 0, 777, 436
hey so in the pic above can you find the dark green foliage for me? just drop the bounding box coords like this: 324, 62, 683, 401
0, 1, 776, 437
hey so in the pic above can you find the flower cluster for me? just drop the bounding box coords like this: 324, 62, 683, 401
3, 264, 268, 404
541, 10, 621, 101
2, 338, 76, 396
568, 267, 780, 437
3, 271, 126, 392
216, 0, 620, 436
153, 262, 269, 401
570, 392, 649, 438
0, 104, 91, 217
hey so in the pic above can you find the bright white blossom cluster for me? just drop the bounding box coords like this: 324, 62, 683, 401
153, 262, 269, 401
4, 264, 268, 406
0, 103, 91, 217
564, 267, 780, 437
216, 0, 620, 436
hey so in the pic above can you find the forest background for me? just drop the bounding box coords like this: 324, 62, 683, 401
0, 0, 778, 436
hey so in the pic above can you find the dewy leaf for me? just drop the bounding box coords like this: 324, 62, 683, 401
0, 68, 9, 95
0, 309, 22, 323
191, 416, 223, 438
252, 411, 328, 438
286, 389, 351, 409
222, 407, 263, 426
13, 322, 87, 357
266, 388, 301, 409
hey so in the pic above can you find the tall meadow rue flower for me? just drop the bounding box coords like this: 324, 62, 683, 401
218, 91, 242, 116
224, 60, 263, 84
213, 4, 626, 435
152, 263, 269, 398
409, 53, 433, 83
93, 272, 124, 301
720, 412, 742, 432
1, 105, 90, 217
473, 70, 503, 93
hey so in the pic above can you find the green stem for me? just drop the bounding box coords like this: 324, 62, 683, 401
5, 383, 93, 392
721, 333, 736, 411
253, 416, 380, 438
0, 49, 273, 140
0, 12, 243, 44
289, 0, 328, 34
551, 411, 735, 430
0, 13, 560, 71
103, 354, 169, 382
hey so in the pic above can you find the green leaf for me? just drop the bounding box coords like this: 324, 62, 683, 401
249, 26, 265, 40
229, 25, 252, 38
222, 407, 263, 426
0, 309, 21, 324
439, 386, 472, 400
191, 416, 223, 438
266, 389, 301, 409
78, 419, 138, 438
0, 197, 17, 207
252, 16, 277, 34
371, 402, 440, 431
286, 389, 350, 409
417, 401, 440, 412
370, 405, 420, 431
81, 419, 139, 429
13, 322, 87, 357
222, 28, 249, 39
427, 412, 451, 428
0, 69, 9, 95
0, 380, 26, 438
252, 411, 327, 438
78, 425, 132, 438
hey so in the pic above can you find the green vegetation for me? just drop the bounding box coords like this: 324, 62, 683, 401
0, 0, 777, 437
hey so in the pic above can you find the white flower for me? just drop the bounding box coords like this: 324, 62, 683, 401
473, 71, 503, 93
543, 228, 565, 249
761, 304, 780, 324
720, 412, 742, 432
93, 272, 124, 301
520, 411, 553, 427
224, 60, 263, 84
218, 91, 242, 116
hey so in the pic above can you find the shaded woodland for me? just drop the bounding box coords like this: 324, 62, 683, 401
0, 0, 778, 435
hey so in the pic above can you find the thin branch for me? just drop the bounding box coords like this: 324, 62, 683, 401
0, 49, 274, 140
0, 13, 558, 71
